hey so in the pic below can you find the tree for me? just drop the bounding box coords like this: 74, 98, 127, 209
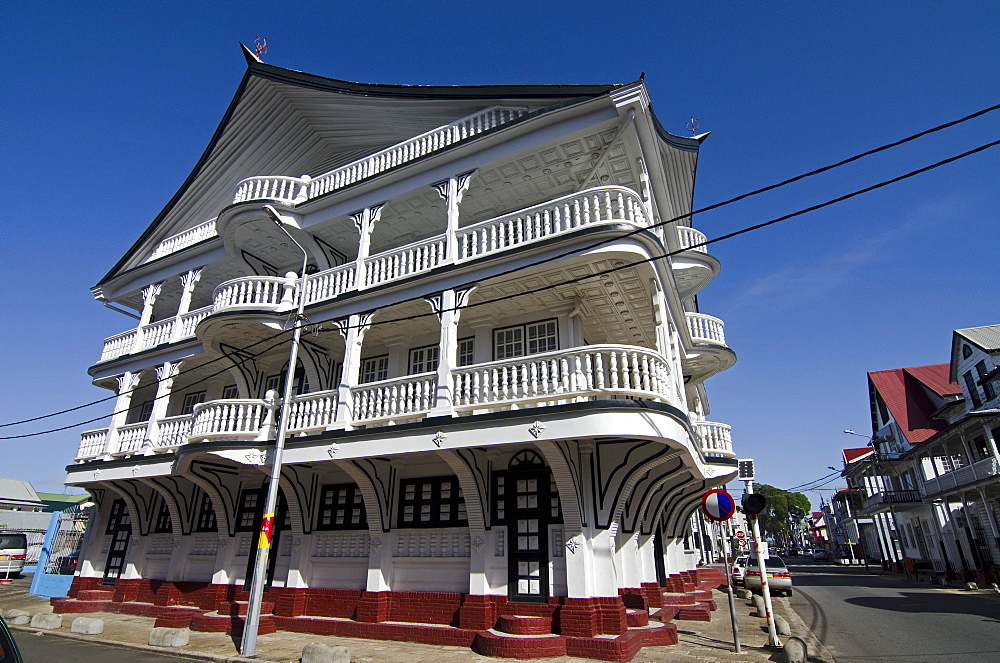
753, 484, 811, 547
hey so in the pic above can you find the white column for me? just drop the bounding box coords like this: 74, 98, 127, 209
170, 268, 203, 342
104, 372, 141, 457
335, 313, 374, 429
351, 203, 385, 289
144, 361, 180, 451
136, 282, 163, 350
427, 287, 475, 415
432, 170, 476, 263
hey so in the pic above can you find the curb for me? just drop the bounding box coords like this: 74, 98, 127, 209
9, 624, 282, 663
780, 599, 835, 663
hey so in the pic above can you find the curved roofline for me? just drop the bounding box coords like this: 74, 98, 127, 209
96, 45, 630, 290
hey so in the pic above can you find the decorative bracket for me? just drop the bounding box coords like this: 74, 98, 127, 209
529, 421, 546, 439
432, 431, 447, 448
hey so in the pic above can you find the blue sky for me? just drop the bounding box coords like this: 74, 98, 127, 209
2, 2, 998, 503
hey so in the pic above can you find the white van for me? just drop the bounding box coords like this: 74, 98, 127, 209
0, 532, 27, 577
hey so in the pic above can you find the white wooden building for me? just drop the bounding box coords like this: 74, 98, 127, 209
57, 47, 738, 660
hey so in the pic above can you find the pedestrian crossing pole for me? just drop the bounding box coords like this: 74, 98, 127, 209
739, 459, 781, 648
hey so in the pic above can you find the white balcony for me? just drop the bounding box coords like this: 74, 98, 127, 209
676, 226, 708, 254
78, 344, 687, 460
212, 276, 291, 313
923, 455, 1000, 496
686, 313, 726, 346
99, 305, 213, 363
694, 421, 735, 459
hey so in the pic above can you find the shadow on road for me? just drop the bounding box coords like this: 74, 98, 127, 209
843, 591, 1000, 622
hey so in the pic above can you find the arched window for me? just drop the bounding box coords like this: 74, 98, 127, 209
962, 344, 973, 359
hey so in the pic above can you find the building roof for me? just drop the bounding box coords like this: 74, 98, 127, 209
867, 364, 959, 445
0, 478, 44, 508
99, 45, 694, 290
950, 324, 1000, 381
843, 447, 873, 464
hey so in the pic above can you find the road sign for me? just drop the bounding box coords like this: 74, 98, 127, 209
735, 530, 746, 541
701, 489, 737, 521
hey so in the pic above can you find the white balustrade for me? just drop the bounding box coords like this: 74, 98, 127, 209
113, 422, 148, 455
288, 389, 339, 433
100, 330, 138, 362
676, 226, 708, 253
154, 414, 193, 449
695, 421, 735, 458
351, 374, 437, 423
233, 175, 309, 204
457, 186, 646, 261
304, 264, 356, 305
77, 428, 109, 460
306, 106, 530, 199
139, 318, 174, 350
146, 217, 218, 263
364, 236, 447, 287
923, 455, 1000, 495
212, 276, 289, 313
179, 306, 211, 337
189, 399, 269, 440
687, 313, 726, 345
453, 345, 671, 411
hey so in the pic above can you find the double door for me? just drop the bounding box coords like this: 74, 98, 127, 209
500, 467, 554, 602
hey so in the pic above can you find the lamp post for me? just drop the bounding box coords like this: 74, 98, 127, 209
844, 429, 908, 578
240, 205, 310, 657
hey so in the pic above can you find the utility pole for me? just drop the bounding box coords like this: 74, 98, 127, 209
739, 459, 781, 648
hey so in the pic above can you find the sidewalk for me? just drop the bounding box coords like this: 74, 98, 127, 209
1, 575, 812, 663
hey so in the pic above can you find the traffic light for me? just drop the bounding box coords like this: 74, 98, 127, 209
742, 493, 766, 515
738, 459, 755, 481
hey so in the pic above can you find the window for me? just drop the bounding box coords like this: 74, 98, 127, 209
181, 391, 207, 414
458, 337, 475, 367
153, 500, 173, 534
195, 492, 218, 532
963, 371, 983, 408
975, 360, 996, 401
317, 484, 367, 530
221, 384, 240, 399
264, 374, 282, 395
360, 355, 389, 383
398, 477, 467, 528
408, 345, 439, 374
105, 499, 130, 535
138, 400, 154, 422
962, 344, 973, 359
263, 368, 307, 396
493, 319, 558, 360
971, 436, 991, 462
235, 488, 263, 532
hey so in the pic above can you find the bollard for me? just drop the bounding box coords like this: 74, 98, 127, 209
4, 609, 30, 625
751, 594, 766, 616
774, 614, 792, 635
149, 627, 191, 647
782, 636, 808, 663
302, 642, 351, 663
71, 617, 105, 635
30, 614, 63, 630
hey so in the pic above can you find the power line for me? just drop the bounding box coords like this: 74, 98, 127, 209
3, 129, 997, 438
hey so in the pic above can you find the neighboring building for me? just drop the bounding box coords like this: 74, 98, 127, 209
35, 492, 92, 513
0, 478, 45, 512
55, 48, 738, 660
842, 325, 1000, 581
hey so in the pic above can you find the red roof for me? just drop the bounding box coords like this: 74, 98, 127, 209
843, 447, 873, 463
868, 364, 958, 445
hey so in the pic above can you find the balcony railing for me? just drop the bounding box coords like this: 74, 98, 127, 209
212, 276, 291, 313
78, 344, 724, 461
233, 175, 309, 205
862, 489, 923, 512
695, 421, 735, 458
676, 226, 708, 254
145, 217, 218, 263
923, 455, 1000, 496
99, 305, 213, 363
686, 313, 726, 345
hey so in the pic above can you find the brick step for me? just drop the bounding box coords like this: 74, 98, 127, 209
675, 602, 713, 622
76, 590, 115, 601
216, 600, 275, 616
650, 606, 681, 622
474, 631, 567, 659
494, 615, 553, 635
625, 609, 649, 627
191, 611, 276, 635
50, 597, 110, 614
153, 607, 203, 628
658, 593, 696, 606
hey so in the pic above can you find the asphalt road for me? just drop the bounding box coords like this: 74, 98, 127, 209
788, 558, 1000, 663
11, 630, 206, 662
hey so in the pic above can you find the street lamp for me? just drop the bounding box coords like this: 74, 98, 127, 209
240, 205, 310, 657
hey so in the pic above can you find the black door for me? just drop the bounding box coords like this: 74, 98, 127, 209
102, 499, 132, 585
495, 450, 560, 603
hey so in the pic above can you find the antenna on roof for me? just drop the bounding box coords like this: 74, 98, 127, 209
686, 117, 700, 136
254, 36, 268, 60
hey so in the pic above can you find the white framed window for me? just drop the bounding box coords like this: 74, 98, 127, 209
493, 319, 558, 360
458, 337, 475, 367
221, 384, 240, 399
181, 391, 207, 414
360, 355, 389, 384
409, 345, 439, 374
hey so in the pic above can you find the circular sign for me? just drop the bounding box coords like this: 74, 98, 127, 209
701, 489, 737, 521
735, 530, 746, 540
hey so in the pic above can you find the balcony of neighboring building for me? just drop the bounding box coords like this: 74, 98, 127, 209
860, 489, 923, 514
670, 225, 720, 299
920, 434, 1000, 497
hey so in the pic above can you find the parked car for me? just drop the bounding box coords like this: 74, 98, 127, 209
0, 533, 27, 578
0, 614, 25, 663
731, 555, 750, 585
744, 555, 793, 596
812, 549, 831, 562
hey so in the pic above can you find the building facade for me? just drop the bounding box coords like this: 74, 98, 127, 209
842, 326, 1000, 582
56, 48, 738, 660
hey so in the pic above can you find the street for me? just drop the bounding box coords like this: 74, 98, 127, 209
11, 630, 206, 662
788, 558, 1000, 662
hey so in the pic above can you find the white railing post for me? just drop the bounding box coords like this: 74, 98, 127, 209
105, 372, 140, 458
351, 203, 385, 290
335, 313, 374, 428
170, 269, 203, 342
255, 390, 280, 442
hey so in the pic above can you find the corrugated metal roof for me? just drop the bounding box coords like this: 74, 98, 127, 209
0, 478, 43, 507
843, 447, 873, 463
868, 364, 956, 445
956, 325, 1000, 352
